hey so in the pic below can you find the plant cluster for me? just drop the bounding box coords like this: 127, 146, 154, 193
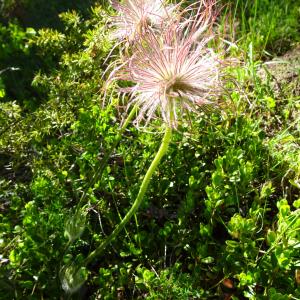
0, 0, 299, 299
60, 0, 229, 293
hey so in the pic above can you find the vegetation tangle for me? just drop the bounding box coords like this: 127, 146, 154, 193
0, 0, 299, 299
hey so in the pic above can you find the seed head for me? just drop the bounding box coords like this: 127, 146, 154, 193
110, 0, 176, 42
116, 1, 223, 127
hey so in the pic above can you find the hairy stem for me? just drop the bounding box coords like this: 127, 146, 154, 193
60, 106, 138, 288
83, 125, 172, 266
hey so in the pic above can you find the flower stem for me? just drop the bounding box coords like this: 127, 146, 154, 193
83, 125, 172, 266
60, 107, 139, 293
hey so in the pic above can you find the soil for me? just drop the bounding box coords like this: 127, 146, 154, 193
258, 45, 300, 97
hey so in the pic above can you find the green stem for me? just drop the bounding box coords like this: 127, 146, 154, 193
60, 106, 137, 285
83, 125, 172, 266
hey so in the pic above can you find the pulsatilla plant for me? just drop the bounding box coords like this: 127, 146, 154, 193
61, 0, 225, 294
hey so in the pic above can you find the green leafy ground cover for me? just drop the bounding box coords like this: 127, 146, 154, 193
0, 0, 299, 299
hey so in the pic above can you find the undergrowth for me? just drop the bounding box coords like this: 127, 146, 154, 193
0, 0, 299, 299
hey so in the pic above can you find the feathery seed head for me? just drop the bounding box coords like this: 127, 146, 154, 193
111, 0, 176, 42
117, 1, 223, 128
